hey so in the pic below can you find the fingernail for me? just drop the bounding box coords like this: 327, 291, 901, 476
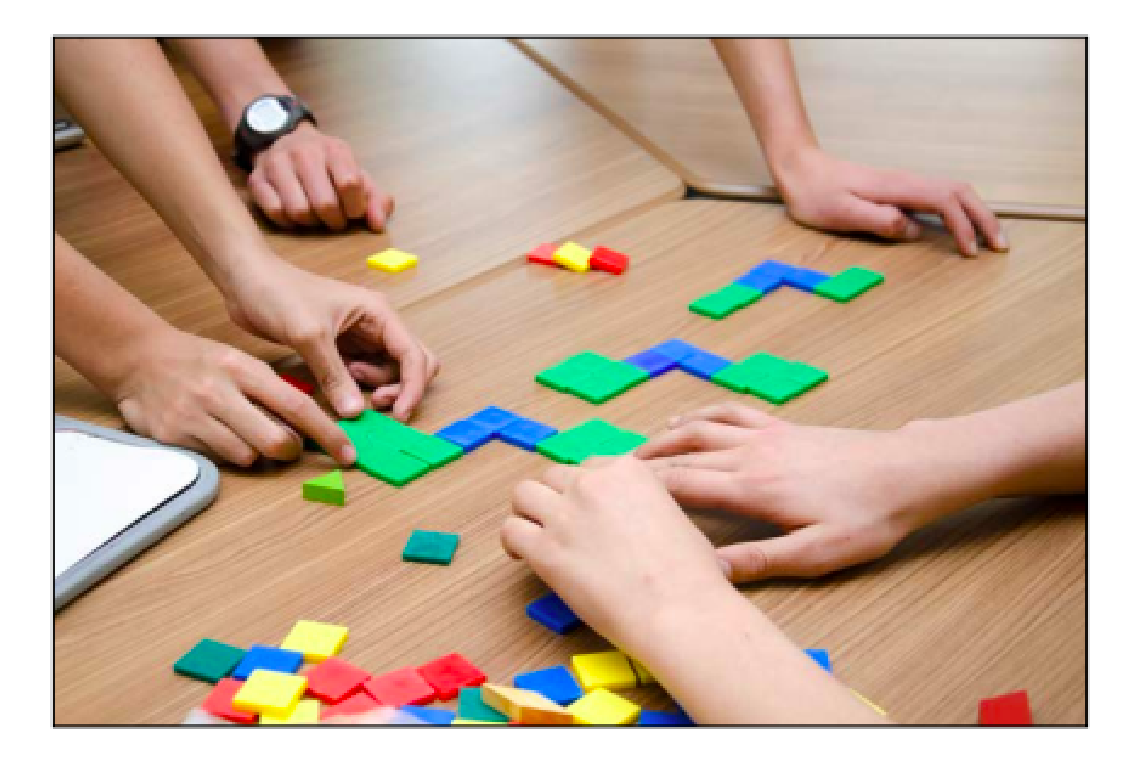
341, 444, 357, 465
904, 220, 922, 239
339, 395, 364, 417
718, 558, 733, 579
668, 416, 680, 427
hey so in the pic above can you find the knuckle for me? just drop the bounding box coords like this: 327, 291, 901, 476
263, 428, 298, 460
289, 320, 325, 347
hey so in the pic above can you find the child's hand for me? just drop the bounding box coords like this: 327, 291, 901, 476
113, 327, 355, 466
774, 146, 1006, 257
635, 403, 919, 583
248, 123, 394, 232
502, 456, 731, 655
225, 261, 439, 421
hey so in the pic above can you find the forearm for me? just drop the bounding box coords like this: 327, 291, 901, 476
635, 589, 887, 724
53, 38, 275, 295
892, 382, 1086, 530
711, 39, 817, 182
54, 234, 170, 397
164, 38, 290, 133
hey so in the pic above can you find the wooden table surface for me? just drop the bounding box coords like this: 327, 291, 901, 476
518, 38, 1086, 215
54, 39, 1085, 725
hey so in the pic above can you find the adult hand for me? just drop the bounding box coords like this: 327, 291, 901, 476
225, 260, 438, 421
774, 146, 1007, 257
503, 456, 730, 653
635, 403, 919, 583
248, 123, 393, 232
113, 326, 355, 466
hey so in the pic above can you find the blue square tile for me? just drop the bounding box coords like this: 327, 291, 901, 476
435, 419, 495, 452
752, 259, 794, 274
497, 418, 558, 451
782, 267, 832, 292
513, 665, 584, 706
805, 647, 832, 673
468, 406, 520, 431
651, 339, 701, 364
624, 349, 677, 377
231, 645, 304, 680
733, 269, 784, 293
525, 591, 582, 635
638, 709, 695, 726
679, 351, 733, 379
400, 705, 456, 725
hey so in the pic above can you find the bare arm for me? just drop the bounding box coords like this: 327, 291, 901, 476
712, 38, 1005, 255
164, 38, 291, 133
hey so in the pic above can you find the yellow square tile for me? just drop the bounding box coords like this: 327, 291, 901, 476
554, 242, 591, 272
259, 698, 320, 724
568, 689, 640, 725
367, 248, 418, 273
232, 669, 307, 717
280, 620, 349, 663
570, 651, 637, 691
481, 683, 575, 725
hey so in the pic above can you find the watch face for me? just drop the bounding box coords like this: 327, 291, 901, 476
246, 97, 290, 134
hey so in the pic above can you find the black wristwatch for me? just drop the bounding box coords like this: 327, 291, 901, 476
232, 94, 316, 173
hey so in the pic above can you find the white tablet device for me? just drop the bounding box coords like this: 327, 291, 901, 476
54, 416, 219, 611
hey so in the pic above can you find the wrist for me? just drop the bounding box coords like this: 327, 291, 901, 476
763, 133, 820, 193
95, 320, 181, 402
202, 238, 285, 300
636, 583, 772, 666
885, 418, 1008, 532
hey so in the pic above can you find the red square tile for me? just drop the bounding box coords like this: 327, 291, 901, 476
305, 658, 372, 704
979, 690, 1032, 725
202, 677, 257, 724
363, 667, 436, 707
281, 374, 316, 395
320, 690, 382, 722
416, 653, 486, 701
590, 246, 629, 275
527, 243, 559, 267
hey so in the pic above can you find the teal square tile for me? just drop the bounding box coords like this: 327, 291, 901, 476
402, 529, 460, 565
173, 638, 246, 683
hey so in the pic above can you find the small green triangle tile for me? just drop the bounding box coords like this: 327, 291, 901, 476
303, 470, 345, 506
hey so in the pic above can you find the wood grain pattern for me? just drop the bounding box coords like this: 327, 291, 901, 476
517, 38, 1085, 214
54, 200, 1084, 724
53, 38, 682, 377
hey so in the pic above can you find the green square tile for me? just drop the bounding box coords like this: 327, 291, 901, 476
777, 361, 830, 390
402, 529, 460, 565
358, 446, 431, 486
747, 375, 809, 405
174, 638, 246, 683
689, 284, 763, 319
400, 432, 464, 468
813, 267, 884, 302
589, 428, 648, 457
535, 432, 588, 464
566, 366, 647, 404
456, 686, 508, 722
710, 362, 757, 392
739, 352, 791, 377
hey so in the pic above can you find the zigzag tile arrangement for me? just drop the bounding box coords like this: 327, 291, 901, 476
535, 339, 829, 407
337, 408, 647, 488
690, 260, 884, 319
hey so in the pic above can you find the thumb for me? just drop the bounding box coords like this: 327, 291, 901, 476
296, 334, 364, 419
716, 525, 836, 583
835, 196, 921, 241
